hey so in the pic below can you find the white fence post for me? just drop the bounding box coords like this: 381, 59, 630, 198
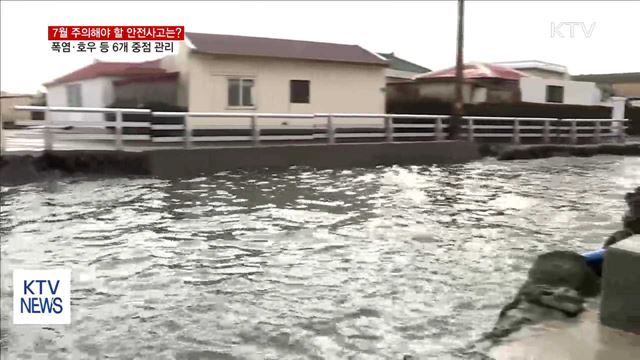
251, 114, 260, 146
327, 114, 335, 144
513, 118, 520, 145
184, 114, 192, 149
44, 107, 53, 151
467, 118, 474, 142
115, 110, 123, 150
384, 116, 393, 142
570, 120, 577, 145
543, 120, 550, 144
618, 120, 626, 143
435, 117, 444, 140
0, 119, 5, 154
594, 120, 601, 144
611, 96, 626, 143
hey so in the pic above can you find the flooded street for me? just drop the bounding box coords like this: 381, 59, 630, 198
1, 156, 639, 359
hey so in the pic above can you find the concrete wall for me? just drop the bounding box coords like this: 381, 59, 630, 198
46, 77, 119, 122
161, 48, 190, 107
402, 82, 516, 104
520, 77, 601, 105
600, 235, 640, 333
0, 141, 480, 185
147, 141, 481, 178
412, 82, 474, 103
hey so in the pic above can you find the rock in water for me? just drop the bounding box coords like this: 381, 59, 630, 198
604, 186, 640, 248
485, 250, 599, 341
526, 250, 600, 297
623, 187, 640, 233
604, 229, 634, 248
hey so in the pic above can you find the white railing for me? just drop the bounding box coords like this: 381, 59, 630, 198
458, 117, 627, 144
1, 106, 628, 153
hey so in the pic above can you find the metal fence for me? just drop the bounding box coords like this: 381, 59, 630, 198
1, 105, 628, 153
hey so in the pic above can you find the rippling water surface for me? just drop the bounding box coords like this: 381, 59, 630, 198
1, 156, 639, 359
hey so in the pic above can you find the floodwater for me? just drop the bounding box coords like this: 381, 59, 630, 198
1, 156, 639, 359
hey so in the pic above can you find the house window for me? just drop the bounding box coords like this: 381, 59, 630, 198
66, 84, 82, 107
545, 85, 564, 103
290, 80, 310, 103
228, 78, 254, 107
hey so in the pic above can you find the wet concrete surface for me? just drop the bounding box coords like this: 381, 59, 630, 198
490, 310, 640, 360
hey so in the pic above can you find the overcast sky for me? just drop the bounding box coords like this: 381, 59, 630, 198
1, 0, 638, 94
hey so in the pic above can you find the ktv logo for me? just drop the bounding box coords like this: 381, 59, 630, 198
13, 269, 71, 324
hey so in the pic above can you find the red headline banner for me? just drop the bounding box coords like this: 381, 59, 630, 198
48, 26, 184, 41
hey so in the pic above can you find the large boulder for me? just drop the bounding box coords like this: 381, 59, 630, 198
485, 250, 599, 341
526, 250, 600, 297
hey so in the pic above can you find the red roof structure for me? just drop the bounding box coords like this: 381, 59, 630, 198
186, 32, 387, 66
45, 59, 166, 86
415, 63, 529, 81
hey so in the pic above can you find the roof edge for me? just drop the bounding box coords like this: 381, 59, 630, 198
190, 48, 388, 67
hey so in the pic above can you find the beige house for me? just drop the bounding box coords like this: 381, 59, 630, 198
1, 93, 34, 126
161, 32, 387, 127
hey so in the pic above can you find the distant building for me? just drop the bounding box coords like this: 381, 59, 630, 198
1, 92, 34, 125
377, 52, 430, 82
496, 60, 603, 105
387, 60, 605, 106
572, 72, 640, 99
44, 59, 177, 122
388, 62, 526, 104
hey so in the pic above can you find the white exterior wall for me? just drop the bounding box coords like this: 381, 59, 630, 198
182, 50, 386, 127
161, 49, 189, 107
46, 77, 118, 122
385, 68, 421, 81
519, 77, 601, 105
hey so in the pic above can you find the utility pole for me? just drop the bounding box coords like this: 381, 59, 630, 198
449, 0, 465, 140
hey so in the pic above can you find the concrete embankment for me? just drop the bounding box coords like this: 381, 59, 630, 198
0, 151, 150, 186
146, 141, 481, 178
2, 141, 638, 186
0, 141, 481, 185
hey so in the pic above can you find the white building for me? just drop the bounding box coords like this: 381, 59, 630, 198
495, 60, 606, 106
44, 59, 171, 122
518, 77, 602, 105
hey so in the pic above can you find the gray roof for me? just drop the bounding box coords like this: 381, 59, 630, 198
572, 72, 640, 84
186, 32, 387, 66
377, 52, 430, 73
